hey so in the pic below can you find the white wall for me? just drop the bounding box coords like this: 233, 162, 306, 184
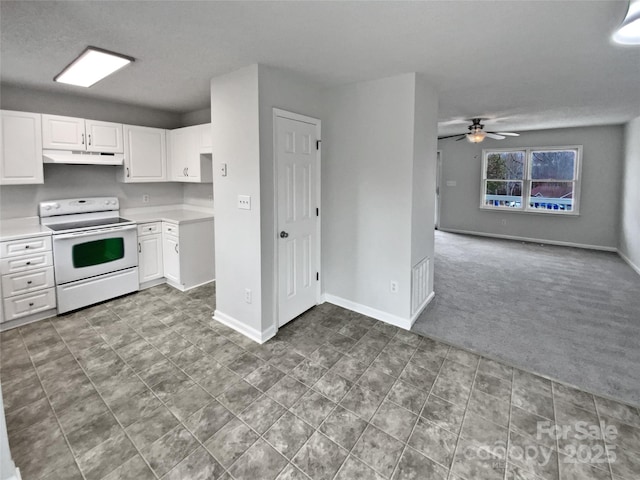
211, 65, 324, 340
0, 84, 181, 129
438, 125, 624, 249
1, 165, 184, 219
257, 65, 324, 333
619, 116, 640, 272
183, 183, 214, 209
411, 75, 439, 298
322, 73, 438, 322
181, 107, 211, 127
211, 65, 264, 336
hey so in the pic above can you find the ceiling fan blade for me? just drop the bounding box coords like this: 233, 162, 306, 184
485, 132, 506, 140
438, 134, 465, 140
455, 135, 467, 141
494, 132, 520, 137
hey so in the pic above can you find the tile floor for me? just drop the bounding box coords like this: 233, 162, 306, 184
1, 284, 639, 480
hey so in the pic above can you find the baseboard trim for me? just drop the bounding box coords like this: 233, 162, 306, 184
212, 310, 276, 344
0, 309, 57, 332
167, 278, 215, 292
618, 249, 640, 276
139, 278, 166, 290
324, 294, 415, 330
410, 291, 435, 324
439, 228, 617, 252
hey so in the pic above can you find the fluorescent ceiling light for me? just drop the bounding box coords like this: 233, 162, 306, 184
54, 47, 134, 87
613, 0, 640, 45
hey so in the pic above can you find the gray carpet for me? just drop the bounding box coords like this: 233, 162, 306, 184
412, 230, 640, 407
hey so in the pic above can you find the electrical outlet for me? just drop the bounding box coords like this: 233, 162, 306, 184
244, 288, 252, 304
501, 218, 507, 226
390, 281, 399, 293
142, 194, 150, 203
238, 195, 251, 210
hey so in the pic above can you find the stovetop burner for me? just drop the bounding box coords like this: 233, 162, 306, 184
45, 217, 133, 232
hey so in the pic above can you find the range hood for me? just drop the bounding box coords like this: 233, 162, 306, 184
43, 150, 124, 165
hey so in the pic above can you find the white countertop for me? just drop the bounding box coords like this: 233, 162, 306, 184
0, 205, 213, 242
0, 217, 52, 242
121, 204, 214, 225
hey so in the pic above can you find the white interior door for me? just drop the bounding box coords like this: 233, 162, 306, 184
275, 112, 320, 327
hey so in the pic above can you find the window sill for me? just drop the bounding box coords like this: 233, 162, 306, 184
479, 206, 580, 217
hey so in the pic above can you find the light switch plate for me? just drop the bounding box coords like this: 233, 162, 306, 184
238, 195, 251, 210
446, 180, 457, 187
220, 163, 227, 176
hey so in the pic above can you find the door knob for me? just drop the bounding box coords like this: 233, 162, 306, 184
280, 231, 289, 238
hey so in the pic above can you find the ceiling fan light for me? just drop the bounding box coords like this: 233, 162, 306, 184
613, 0, 640, 45
466, 130, 486, 143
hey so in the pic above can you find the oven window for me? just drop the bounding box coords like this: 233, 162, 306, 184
72, 238, 125, 268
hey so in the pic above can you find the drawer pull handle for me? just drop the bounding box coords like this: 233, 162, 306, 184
25, 245, 30, 249
27, 281, 33, 285
26, 261, 31, 265
29, 302, 34, 307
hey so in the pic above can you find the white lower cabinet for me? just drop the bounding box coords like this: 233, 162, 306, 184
3, 288, 56, 320
0, 234, 56, 327
162, 229, 180, 285
162, 220, 215, 291
137, 219, 214, 291
137, 222, 164, 287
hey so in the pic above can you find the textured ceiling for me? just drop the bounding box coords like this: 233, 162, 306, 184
1, 1, 639, 135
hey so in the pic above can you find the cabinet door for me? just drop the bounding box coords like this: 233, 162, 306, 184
0, 110, 44, 185
86, 120, 123, 153
199, 123, 212, 153
162, 234, 180, 284
168, 126, 192, 181
42, 114, 85, 150
123, 125, 167, 182
139, 234, 163, 283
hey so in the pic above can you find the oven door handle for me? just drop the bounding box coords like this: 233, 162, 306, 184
54, 224, 137, 240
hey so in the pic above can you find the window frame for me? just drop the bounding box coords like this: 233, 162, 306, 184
480, 145, 582, 216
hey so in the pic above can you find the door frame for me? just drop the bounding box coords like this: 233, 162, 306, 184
272, 108, 322, 328
435, 149, 442, 230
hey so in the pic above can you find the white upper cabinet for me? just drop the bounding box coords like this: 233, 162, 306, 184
199, 123, 212, 153
0, 110, 44, 185
85, 119, 123, 153
168, 123, 212, 183
42, 114, 123, 153
119, 125, 167, 183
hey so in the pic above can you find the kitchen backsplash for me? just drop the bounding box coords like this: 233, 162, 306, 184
0, 164, 213, 219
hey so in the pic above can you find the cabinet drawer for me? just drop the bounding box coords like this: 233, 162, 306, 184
1, 235, 51, 258
3, 288, 56, 322
137, 222, 161, 236
0, 251, 53, 275
163, 223, 179, 237
2, 266, 55, 297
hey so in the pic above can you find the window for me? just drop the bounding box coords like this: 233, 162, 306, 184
481, 146, 581, 214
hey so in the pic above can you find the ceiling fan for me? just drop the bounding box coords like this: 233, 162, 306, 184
438, 118, 520, 143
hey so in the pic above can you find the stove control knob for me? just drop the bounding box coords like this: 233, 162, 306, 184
44, 205, 51, 211
53, 203, 60, 209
